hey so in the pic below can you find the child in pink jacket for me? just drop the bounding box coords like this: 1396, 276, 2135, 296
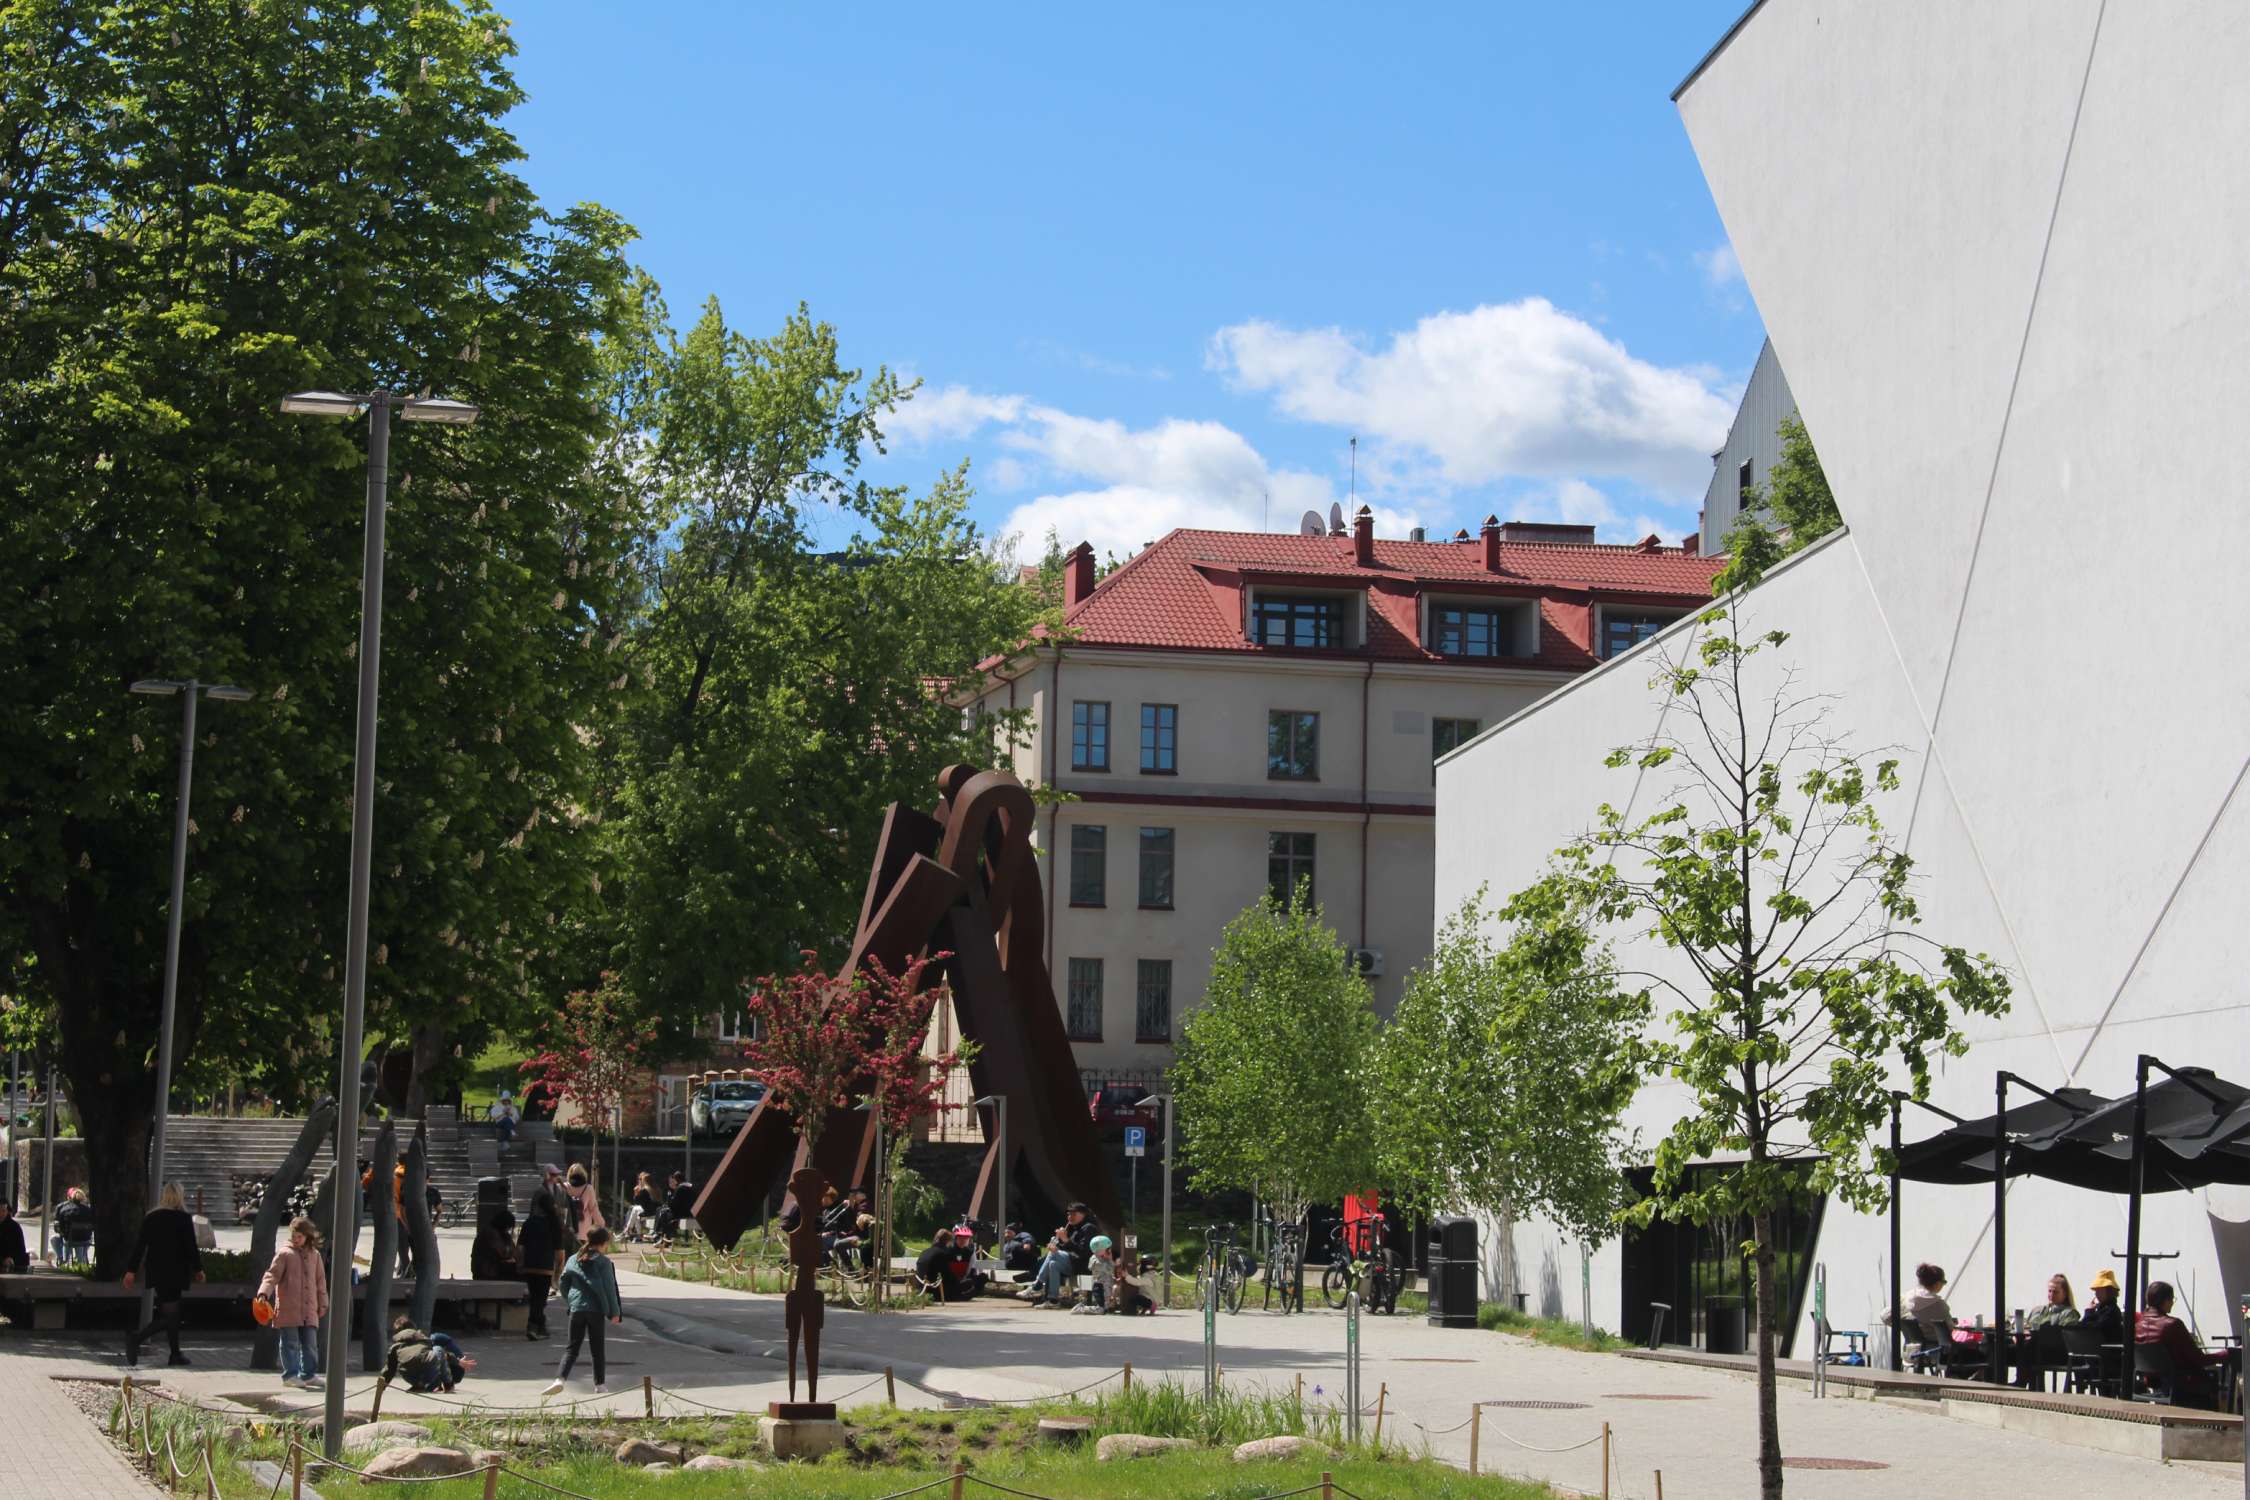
256, 1216, 330, 1389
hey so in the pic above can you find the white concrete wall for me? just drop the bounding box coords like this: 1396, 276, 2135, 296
1441, 0, 2250, 1351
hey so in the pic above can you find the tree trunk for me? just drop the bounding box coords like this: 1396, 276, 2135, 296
80, 1103, 152, 1281
249, 1098, 337, 1370
401, 1024, 447, 1118
361, 1119, 398, 1373
403, 1124, 439, 1331
1753, 1208, 1784, 1500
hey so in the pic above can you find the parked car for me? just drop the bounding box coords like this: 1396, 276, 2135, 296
690, 1078, 768, 1137
1086, 1083, 1160, 1127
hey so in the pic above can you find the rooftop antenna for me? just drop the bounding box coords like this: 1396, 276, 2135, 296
1350, 436, 1358, 503
1263, 488, 1270, 531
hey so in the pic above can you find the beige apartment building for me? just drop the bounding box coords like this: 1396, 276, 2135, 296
960, 508, 1720, 1091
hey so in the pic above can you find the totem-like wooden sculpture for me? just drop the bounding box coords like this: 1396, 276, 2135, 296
782, 1165, 828, 1405
693, 766, 1122, 1253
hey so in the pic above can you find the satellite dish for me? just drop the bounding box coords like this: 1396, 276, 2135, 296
1299, 510, 1326, 537
1328, 502, 1346, 536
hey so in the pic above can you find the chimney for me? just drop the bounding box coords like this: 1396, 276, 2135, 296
1352, 505, 1375, 565
1063, 542, 1096, 610
1682, 533, 1700, 556
1480, 513, 1502, 573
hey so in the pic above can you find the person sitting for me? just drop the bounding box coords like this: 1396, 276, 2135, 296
1883, 1262, 1956, 1370
53, 1186, 95, 1265
382, 1314, 470, 1393
915, 1227, 986, 1302
622, 1173, 660, 1243
471, 1210, 520, 1283
999, 1221, 1040, 1277
2082, 1267, 2125, 1341
1073, 1236, 1117, 1313
492, 1092, 518, 1145
0, 1198, 28, 1274
1030, 1203, 1098, 1308
818, 1186, 869, 1271
655, 1172, 696, 1241
1108, 1249, 1156, 1316
2026, 1273, 2078, 1331
2135, 1281, 2230, 1408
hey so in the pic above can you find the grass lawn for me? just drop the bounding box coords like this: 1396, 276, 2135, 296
1475, 1303, 1628, 1353
127, 1386, 1552, 1500
460, 1038, 531, 1117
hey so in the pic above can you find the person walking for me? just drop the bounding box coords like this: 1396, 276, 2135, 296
541, 1226, 621, 1398
122, 1183, 204, 1367
564, 1163, 605, 1239
254, 1216, 329, 1388
518, 1187, 565, 1340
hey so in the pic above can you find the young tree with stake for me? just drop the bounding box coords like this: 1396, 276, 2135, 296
1507, 597, 2010, 1500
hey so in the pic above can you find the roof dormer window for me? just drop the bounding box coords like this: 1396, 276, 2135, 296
1422, 594, 1538, 659
1251, 592, 1349, 649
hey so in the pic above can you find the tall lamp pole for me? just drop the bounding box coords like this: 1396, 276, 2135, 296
1138, 1094, 1172, 1307
281, 389, 478, 1457
127, 676, 252, 1326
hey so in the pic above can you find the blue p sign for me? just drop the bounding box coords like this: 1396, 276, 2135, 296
1124, 1125, 1147, 1157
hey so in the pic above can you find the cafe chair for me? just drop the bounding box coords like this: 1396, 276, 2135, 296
2131, 1341, 2181, 1405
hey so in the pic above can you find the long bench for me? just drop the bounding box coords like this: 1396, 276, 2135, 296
0, 1275, 528, 1333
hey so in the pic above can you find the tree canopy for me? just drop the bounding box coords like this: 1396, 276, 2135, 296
1712, 412, 1840, 594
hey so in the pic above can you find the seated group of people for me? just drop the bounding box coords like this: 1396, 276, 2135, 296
1891, 1260, 2236, 1407
1021, 1203, 1153, 1315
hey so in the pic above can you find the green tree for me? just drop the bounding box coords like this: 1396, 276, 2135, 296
1171, 891, 1379, 1227
1507, 598, 2011, 1500
1375, 892, 1647, 1283
0, 0, 641, 1263
1712, 412, 1839, 594
588, 302, 1042, 1032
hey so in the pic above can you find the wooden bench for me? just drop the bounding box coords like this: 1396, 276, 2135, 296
0, 1275, 529, 1332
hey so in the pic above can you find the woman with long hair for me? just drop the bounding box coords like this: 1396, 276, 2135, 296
565, 1162, 606, 1238
122, 1183, 204, 1367
518, 1187, 566, 1340
621, 1172, 660, 1243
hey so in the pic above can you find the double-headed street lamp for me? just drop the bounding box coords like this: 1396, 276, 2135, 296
128, 676, 252, 1327
281, 389, 477, 1456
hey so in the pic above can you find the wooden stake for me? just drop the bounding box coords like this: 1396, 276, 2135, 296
885, 1365, 897, 1405
1654, 1469, 1664, 1500
1320, 1471, 1334, 1500
370, 1375, 387, 1422
949, 1461, 966, 1500
1469, 1403, 1481, 1476
115, 1375, 131, 1436
291, 1447, 304, 1500
1601, 1420, 1611, 1500
1122, 1361, 1132, 1394
1294, 1371, 1302, 1407
482, 1458, 501, 1500
1372, 1381, 1387, 1445
643, 1375, 654, 1420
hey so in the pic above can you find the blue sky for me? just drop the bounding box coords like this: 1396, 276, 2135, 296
505, 2, 1763, 561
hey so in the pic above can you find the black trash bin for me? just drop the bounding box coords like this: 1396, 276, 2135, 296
476, 1175, 510, 1228
1426, 1216, 1478, 1329
1704, 1295, 1747, 1355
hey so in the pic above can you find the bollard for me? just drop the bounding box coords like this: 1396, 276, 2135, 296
482, 1458, 501, 1500
1469, 1403, 1481, 1476
644, 1375, 654, 1420
886, 1366, 897, 1405
949, 1461, 966, 1500
1601, 1420, 1611, 1500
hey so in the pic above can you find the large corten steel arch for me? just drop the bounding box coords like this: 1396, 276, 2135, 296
691, 767, 1121, 1245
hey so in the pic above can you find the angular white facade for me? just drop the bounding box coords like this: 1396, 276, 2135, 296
1439, 0, 2250, 1353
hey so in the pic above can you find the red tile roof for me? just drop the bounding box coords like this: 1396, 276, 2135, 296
1053, 527, 1723, 670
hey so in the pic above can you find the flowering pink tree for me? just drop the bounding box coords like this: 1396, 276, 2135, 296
738, 951, 961, 1154
520, 973, 658, 1207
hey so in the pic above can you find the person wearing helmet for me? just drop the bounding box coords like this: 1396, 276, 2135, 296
1073, 1235, 1117, 1314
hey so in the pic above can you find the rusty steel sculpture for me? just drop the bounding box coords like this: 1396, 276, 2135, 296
781, 1165, 829, 1405
694, 766, 1122, 1255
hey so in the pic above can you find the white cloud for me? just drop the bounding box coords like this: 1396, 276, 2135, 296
881, 383, 1024, 446
1497, 478, 1694, 548
1208, 299, 1735, 497
1694, 242, 1742, 289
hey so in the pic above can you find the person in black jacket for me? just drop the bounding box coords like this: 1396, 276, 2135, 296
1030, 1204, 1098, 1307
517, 1189, 564, 1340
0, 1198, 28, 1273
122, 1183, 204, 1366
471, 1209, 519, 1283
54, 1186, 95, 1265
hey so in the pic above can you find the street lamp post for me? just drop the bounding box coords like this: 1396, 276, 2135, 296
281, 389, 477, 1457
973, 1093, 1008, 1237
1138, 1094, 1172, 1307
127, 676, 252, 1329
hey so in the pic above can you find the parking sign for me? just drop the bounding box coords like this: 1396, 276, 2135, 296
1123, 1125, 1146, 1157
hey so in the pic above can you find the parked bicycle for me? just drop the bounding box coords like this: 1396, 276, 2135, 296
1195, 1222, 1254, 1314
1321, 1213, 1400, 1314
1260, 1217, 1306, 1313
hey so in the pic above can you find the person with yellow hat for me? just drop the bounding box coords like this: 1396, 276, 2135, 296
2081, 1267, 2124, 1341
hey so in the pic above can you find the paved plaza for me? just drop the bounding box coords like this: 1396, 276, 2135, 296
2, 1223, 2237, 1500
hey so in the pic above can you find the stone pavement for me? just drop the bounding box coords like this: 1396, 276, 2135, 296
0, 1342, 161, 1500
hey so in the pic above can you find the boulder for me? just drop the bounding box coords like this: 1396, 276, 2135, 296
642, 1463, 675, 1474
1234, 1436, 1327, 1462
359, 1447, 477, 1481
614, 1439, 682, 1466
1094, 1434, 1198, 1461
683, 1456, 748, 1472
339, 1423, 433, 1455
1037, 1416, 1094, 1444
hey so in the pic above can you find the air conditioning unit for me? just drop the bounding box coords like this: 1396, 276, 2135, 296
1350, 947, 1384, 977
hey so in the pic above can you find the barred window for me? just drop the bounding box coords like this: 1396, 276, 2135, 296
1066, 958, 1104, 1041
1135, 959, 1173, 1042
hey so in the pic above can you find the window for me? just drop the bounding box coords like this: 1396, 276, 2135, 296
1251, 593, 1346, 649
1431, 604, 1511, 658
1737, 457, 1753, 503
1267, 710, 1320, 781
1069, 825, 1107, 907
1139, 703, 1178, 774
716, 1007, 755, 1043
1267, 831, 1315, 907
1071, 700, 1110, 771
1601, 610, 1677, 660
1135, 960, 1173, 1042
1432, 717, 1481, 780
1137, 827, 1174, 909
1066, 958, 1104, 1041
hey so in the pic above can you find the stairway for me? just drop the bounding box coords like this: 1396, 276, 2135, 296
159, 1112, 485, 1225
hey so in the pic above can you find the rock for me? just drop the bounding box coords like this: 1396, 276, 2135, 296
614, 1439, 681, 1466
642, 1463, 675, 1473
1234, 1436, 1327, 1462
339, 1422, 433, 1455
359, 1447, 476, 1481
1094, 1434, 1198, 1461
1037, 1416, 1094, 1444
761, 1417, 847, 1462
683, 1456, 747, 1472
